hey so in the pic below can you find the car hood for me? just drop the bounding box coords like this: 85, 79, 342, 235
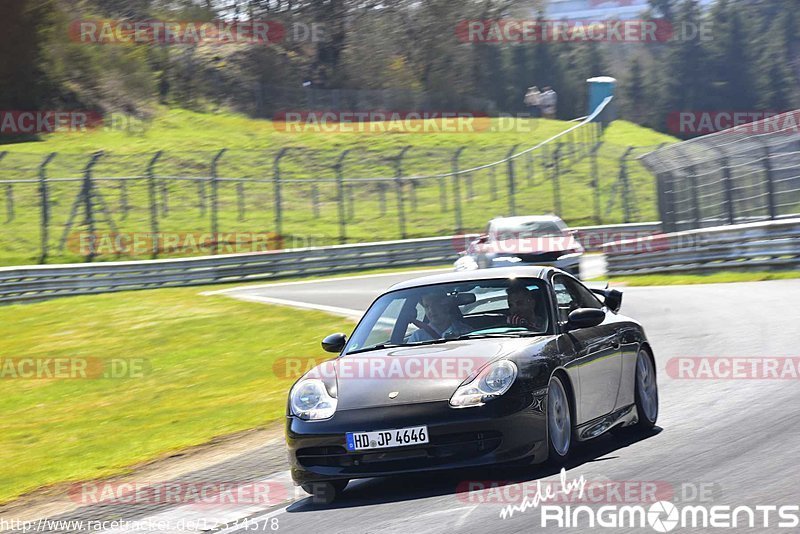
326, 337, 542, 410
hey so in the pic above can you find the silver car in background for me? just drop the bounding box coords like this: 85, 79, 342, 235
454, 215, 584, 276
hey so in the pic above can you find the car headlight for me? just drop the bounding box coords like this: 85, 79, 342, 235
557, 251, 582, 260
491, 256, 522, 263
290, 379, 337, 420
449, 360, 518, 408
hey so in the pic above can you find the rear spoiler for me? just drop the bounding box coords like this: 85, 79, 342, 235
585, 282, 623, 313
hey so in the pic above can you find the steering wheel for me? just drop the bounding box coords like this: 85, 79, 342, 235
411, 319, 441, 339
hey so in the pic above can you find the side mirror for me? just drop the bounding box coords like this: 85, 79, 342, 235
321, 333, 347, 353
604, 289, 623, 313
476, 234, 489, 244
566, 308, 605, 331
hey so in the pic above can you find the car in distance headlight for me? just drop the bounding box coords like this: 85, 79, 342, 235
286, 266, 658, 503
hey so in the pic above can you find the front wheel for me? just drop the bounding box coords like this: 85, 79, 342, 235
547, 375, 573, 463
633, 349, 659, 429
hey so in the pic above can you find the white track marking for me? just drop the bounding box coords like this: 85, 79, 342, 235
225, 294, 363, 319
97, 471, 297, 534
201, 268, 449, 296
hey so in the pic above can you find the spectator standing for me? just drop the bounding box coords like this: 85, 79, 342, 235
540, 86, 558, 119
524, 86, 542, 117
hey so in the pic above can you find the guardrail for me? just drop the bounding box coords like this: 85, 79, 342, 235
0, 222, 661, 304
603, 218, 800, 276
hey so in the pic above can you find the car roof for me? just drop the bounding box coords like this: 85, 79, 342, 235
490, 215, 565, 225
388, 266, 550, 291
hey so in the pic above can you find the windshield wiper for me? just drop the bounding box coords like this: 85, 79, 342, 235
452, 332, 544, 340
346, 343, 405, 354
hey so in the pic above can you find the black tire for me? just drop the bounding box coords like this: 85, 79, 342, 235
632, 349, 658, 429
613, 349, 658, 435
546, 375, 573, 464
301, 480, 348, 504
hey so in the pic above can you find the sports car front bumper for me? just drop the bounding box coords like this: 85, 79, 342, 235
286, 393, 548, 485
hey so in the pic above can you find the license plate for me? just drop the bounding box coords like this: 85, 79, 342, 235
345, 425, 429, 451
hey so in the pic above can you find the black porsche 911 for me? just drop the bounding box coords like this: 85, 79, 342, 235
285, 267, 659, 502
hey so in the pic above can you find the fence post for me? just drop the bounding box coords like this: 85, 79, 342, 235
119, 178, 128, 221
552, 144, 562, 216
619, 146, 635, 223
526, 152, 533, 186
210, 148, 226, 254
198, 156, 207, 216
759, 143, 777, 220
505, 145, 519, 216
590, 143, 601, 224
334, 149, 350, 243
379, 183, 387, 216
347, 184, 356, 220
0, 152, 10, 223
38, 153, 56, 263
146, 151, 163, 259
393, 146, 411, 239
311, 183, 320, 218
671, 147, 699, 229
274, 148, 289, 237
236, 180, 246, 221
721, 156, 736, 225
160, 167, 169, 217
82, 152, 103, 262
451, 147, 466, 232
4, 184, 12, 223
488, 165, 498, 201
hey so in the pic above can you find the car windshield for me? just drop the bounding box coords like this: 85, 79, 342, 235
345, 279, 551, 354
490, 219, 566, 238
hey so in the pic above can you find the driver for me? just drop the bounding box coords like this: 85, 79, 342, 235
506, 282, 547, 331
408, 291, 471, 342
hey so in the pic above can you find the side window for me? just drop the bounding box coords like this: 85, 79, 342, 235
566, 279, 603, 310
361, 298, 406, 348
552, 276, 577, 323
552, 276, 601, 323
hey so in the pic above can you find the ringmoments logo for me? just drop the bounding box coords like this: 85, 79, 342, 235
538, 502, 800, 530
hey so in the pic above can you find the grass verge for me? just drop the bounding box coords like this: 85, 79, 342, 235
0, 108, 676, 266
601, 270, 800, 286
0, 286, 354, 504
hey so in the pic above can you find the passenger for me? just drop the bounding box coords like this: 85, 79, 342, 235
506, 283, 547, 331
408, 291, 471, 342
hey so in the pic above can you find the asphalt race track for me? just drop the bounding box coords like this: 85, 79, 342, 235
212, 272, 800, 534
26, 270, 800, 534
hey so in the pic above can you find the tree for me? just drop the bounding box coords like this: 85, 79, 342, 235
706, 0, 756, 111
625, 56, 646, 123
660, 0, 712, 132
